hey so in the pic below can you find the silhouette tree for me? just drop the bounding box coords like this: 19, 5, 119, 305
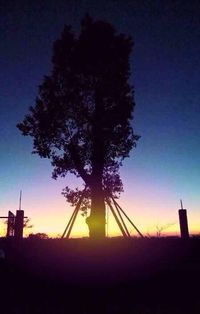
17, 15, 139, 238
29, 233, 49, 239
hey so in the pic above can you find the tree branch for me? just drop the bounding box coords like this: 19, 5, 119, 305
68, 143, 91, 186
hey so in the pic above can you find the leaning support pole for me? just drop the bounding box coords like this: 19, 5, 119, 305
111, 197, 144, 238
62, 192, 85, 239
106, 198, 129, 238
61, 206, 78, 239
114, 201, 131, 237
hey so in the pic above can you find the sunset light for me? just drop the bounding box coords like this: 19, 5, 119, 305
1, 2, 200, 313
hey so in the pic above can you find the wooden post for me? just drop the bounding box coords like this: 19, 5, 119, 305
179, 200, 189, 239
14, 210, 24, 239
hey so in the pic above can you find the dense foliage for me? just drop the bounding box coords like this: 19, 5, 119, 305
17, 15, 139, 237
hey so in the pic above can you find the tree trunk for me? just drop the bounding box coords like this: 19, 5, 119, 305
87, 90, 106, 238
86, 180, 106, 238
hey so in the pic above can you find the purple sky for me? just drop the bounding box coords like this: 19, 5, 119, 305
0, 0, 200, 236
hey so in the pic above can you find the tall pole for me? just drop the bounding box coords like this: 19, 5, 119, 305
180, 199, 183, 210
15, 190, 24, 239
19, 190, 22, 211
15, 210, 24, 239
179, 199, 189, 239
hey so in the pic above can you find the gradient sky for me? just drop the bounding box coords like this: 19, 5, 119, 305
0, 0, 200, 237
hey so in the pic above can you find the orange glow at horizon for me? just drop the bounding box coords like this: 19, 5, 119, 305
0, 197, 199, 238
0, 167, 199, 239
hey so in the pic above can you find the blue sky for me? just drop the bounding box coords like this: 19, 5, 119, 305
0, 0, 199, 236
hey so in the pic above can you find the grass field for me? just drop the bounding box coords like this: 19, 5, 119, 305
0, 237, 199, 313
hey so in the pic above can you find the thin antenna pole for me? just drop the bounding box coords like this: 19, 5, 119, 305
180, 199, 183, 210
19, 190, 22, 211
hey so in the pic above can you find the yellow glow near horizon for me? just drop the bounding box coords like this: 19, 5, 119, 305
0, 175, 199, 238
0, 200, 199, 238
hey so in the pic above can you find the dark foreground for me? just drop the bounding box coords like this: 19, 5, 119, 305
0, 237, 199, 313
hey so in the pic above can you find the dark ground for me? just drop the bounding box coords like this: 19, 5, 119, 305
0, 237, 199, 313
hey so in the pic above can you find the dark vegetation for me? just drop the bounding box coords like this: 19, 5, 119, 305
13, 13, 200, 314
17, 15, 139, 238
0, 237, 199, 313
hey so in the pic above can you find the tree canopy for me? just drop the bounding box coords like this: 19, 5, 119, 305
17, 15, 139, 237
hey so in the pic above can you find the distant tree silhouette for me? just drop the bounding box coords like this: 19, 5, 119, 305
17, 14, 139, 238
29, 233, 49, 239
23, 218, 33, 229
